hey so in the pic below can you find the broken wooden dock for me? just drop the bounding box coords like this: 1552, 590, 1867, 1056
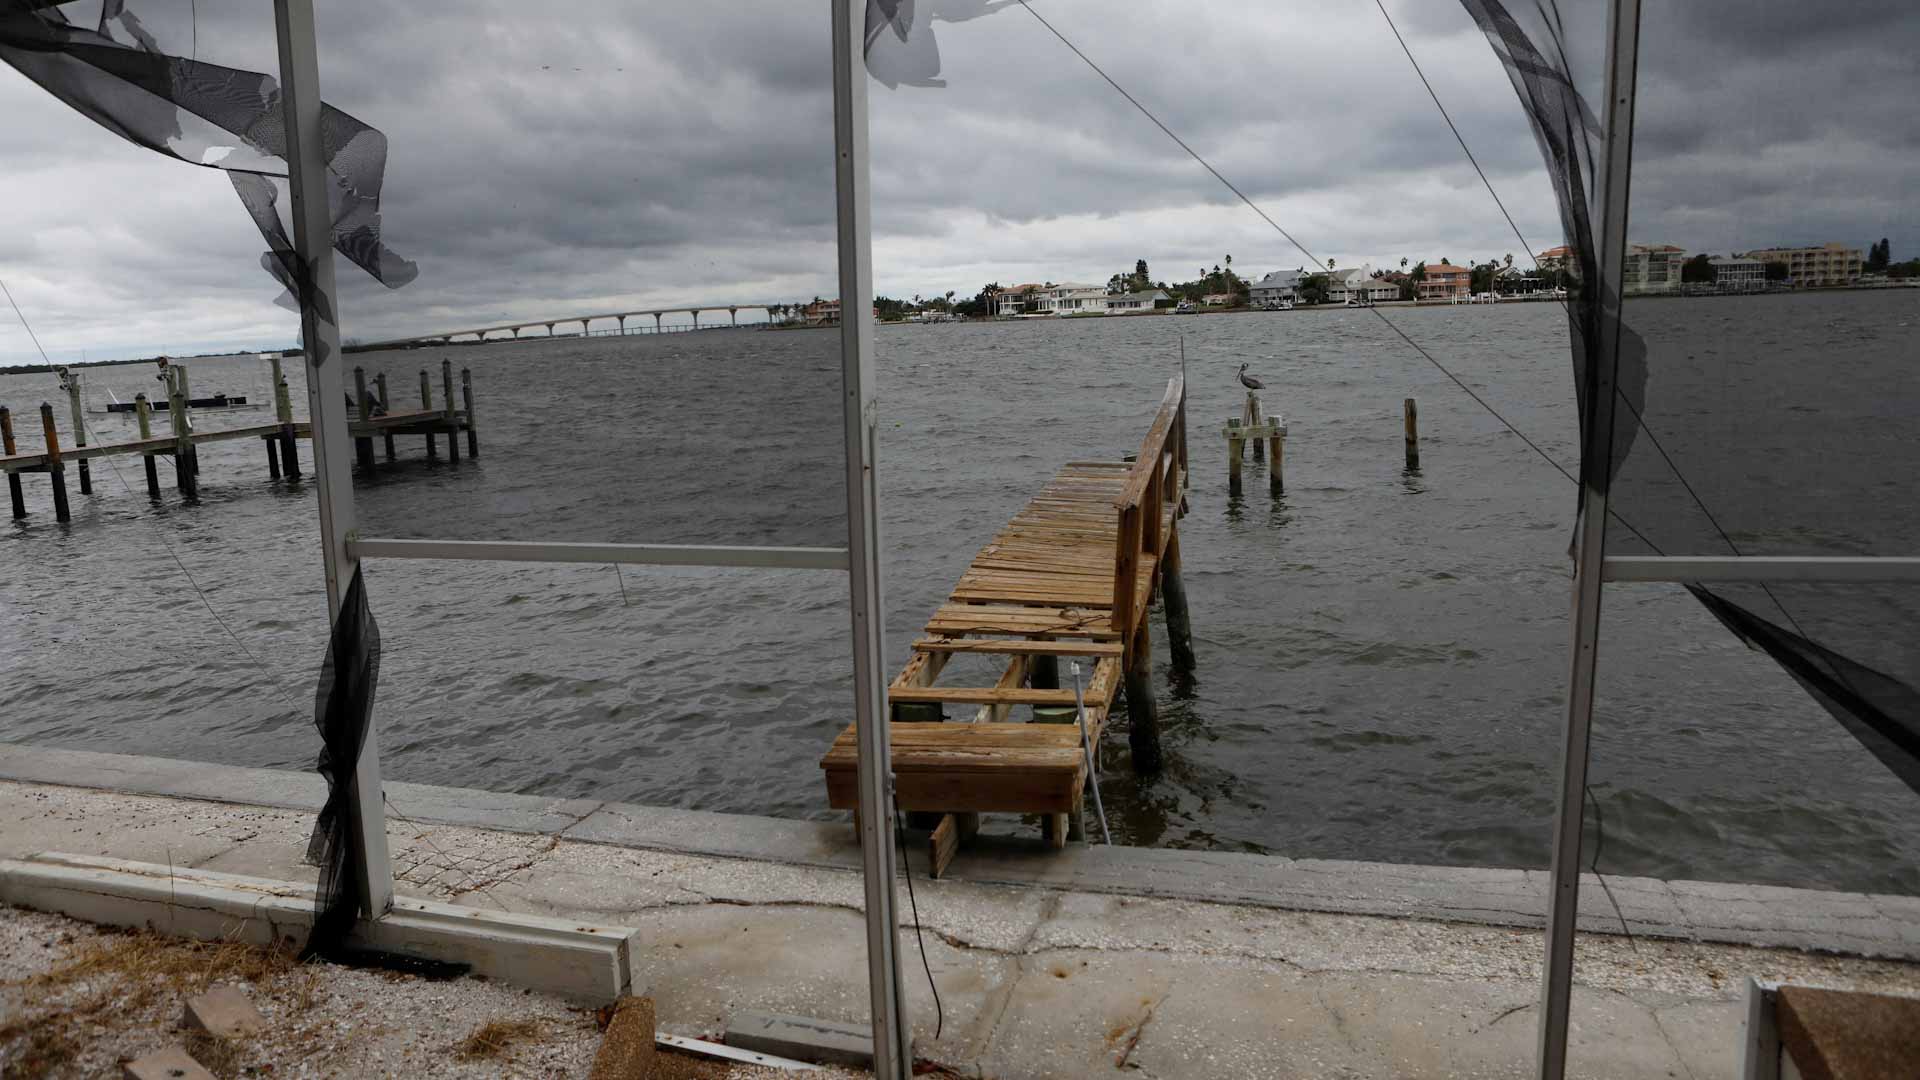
820, 374, 1194, 874
2, 358, 477, 523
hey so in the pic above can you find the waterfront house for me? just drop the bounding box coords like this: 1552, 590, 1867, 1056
803, 299, 841, 326
1737, 243, 1862, 288
1040, 284, 1109, 315
1325, 267, 1400, 304
1536, 244, 1574, 274
1417, 263, 1471, 301
1201, 292, 1237, 307
994, 284, 1043, 317
1106, 289, 1170, 313
1623, 243, 1687, 294
1709, 256, 1766, 291
1250, 269, 1302, 307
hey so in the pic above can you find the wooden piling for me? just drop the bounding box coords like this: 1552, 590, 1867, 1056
1269, 415, 1284, 496
39, 403, 69, 523
353, 366, 376, 473
461, 367, 478, 458
376, 372, 396, 460
1226, 418, 1244, 497
1161, 534, 1197, 672
441, 360, 459, 463
420, 370, 437, 460
1247, 392, 1264, 462
177, 367, 199, 476
1404, 397, 1420, 470
1, 407, 24, 518
135, 393, 161, 497
274, 376, 300, 478
168, 369, 195, 496
1124, 622, 1162, 774
65, 374, 90, 496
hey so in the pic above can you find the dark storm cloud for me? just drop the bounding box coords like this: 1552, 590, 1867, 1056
0, 0, 1913, 363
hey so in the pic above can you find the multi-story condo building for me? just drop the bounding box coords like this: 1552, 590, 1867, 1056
1623, 243, 1687, 294
1709, 257, 1766, 291
1737, 243, 1862, 288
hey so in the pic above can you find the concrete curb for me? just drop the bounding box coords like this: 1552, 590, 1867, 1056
4, 742, 1916, 959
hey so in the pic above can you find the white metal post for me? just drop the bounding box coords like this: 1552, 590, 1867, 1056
831, 0, 910, 1075
272, 0, 395, 919
1537, 1, 1640, 1076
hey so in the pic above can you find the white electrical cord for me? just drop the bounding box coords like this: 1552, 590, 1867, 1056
1070, 660, 1111, 844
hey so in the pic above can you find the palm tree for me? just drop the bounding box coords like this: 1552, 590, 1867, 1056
1400, 257, 1409, 271
1326, 257, 1335, 272
1504, 253, 1514, 268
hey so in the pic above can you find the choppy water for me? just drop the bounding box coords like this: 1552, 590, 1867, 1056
3, 294, 1916, 894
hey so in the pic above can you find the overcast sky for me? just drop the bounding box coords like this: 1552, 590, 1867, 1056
0, 0, 1912, 365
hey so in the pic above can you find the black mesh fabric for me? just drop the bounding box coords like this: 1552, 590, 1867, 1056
0, 0, 415, 300
1463, 0, 1920, 798
304, 568, 379, 957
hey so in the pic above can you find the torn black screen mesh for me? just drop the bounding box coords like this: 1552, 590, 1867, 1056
305, 568, 378, 957
0, 0, 415, 299
1464, 0, 1920, 799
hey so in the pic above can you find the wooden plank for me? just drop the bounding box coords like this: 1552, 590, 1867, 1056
928, 812, 979, 879
912, 637, 1122, 658
924, 604, 1115, 639
888, 685, 1077, 707
824, 767, 1079, 814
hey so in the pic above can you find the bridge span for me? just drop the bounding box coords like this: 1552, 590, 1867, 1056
359, 303, 784, 350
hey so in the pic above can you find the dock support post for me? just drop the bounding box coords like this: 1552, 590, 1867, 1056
1029, 653, 1060, 690
1162, 534, 1197, 672
177, 366, 199, 476
65, 373, 90, 495
441, 360, 459, 463
1404, 397, 1420, 471
461, 368, 478, 458
1226, 418, 1244, 497
376, 372, 395, 461
1, 407, 23, 518
168, 369, 195, 497
1247, 392, 1263, 462
274, 373, 300, 479
353, 366, 375, 473
136, 394, 162, 496
419, 369, 437, 460
1269, 416, 1285, 496
1124, 623, 1162, 774
39, 403, 70, 523
266, 432, 281, 478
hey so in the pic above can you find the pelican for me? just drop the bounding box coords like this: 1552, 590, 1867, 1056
1238, 363, 1266, 390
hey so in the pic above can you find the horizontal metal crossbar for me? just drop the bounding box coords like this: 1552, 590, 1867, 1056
1602, 556, 1920, 583
349, 537, 850, 571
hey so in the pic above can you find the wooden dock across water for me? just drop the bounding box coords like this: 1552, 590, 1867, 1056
821, 374, 1195, 874
1, 358, 477, 523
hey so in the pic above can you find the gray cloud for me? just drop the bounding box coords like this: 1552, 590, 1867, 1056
1, 0, 1913, 364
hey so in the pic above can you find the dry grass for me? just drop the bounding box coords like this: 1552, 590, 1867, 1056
0, 927, 302, 1079
453, 1018, 546, 1060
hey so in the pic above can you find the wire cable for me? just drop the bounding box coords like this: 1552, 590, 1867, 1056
894, 810, 944, 1042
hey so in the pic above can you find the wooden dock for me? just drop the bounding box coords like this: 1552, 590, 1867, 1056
820, 374, 1194, 873
2, 359, 477, 523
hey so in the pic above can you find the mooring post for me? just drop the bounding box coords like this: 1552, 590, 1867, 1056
275, 375, 300, 478
375, 372, 395, 461
177, 366, 199, 476
441, 360, 459, 463
1247, 392, 1263, 462
1404, 397, 1420, 470
1226, 417, 1244, 497
64, 373, 90, 496
133, 393, 163, 496
1269, 415, 1285, 496
352, 366, 375, 474
461, 367, 478, 458
419, 369, 437, 460
39, 403, 69, 523
168, 368, 195, 496
1124, 621, 1163, 773
1161, 533, 1197, 672
1, 407, 24, 518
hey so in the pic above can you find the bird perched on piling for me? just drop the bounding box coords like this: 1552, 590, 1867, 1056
1238, 363, 1266, 390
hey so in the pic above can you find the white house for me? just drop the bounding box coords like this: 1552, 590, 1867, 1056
1709, 256, 1766, 291
1250, 269, 1301, 307
1323, 267, 1399, 304
1106, 289, 1169, 313
1039, 285, 1109, 315
994, 284, 1043, 317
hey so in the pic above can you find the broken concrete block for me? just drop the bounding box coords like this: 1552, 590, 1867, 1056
726, 1010, 872, 1068
123, 1045, 217, 1080
588, 996, 656, 1080
181, 985, 265, 1039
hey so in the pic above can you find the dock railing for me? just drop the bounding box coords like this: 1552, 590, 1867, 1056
1110, 374, 1188, 665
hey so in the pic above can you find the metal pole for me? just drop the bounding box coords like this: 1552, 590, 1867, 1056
273, 0, 395, 921
831, 1, 909, 1075
1537, 2, 1639, 1077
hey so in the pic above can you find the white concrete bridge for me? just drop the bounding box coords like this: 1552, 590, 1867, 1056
360, 303, 784, 350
